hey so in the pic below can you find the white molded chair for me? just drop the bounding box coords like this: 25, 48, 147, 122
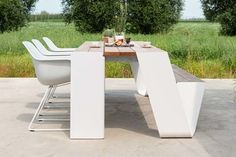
23, 41, 71, 131
32, 39, 72, 56
32, 39, 72, 99
43, 37, 77, 52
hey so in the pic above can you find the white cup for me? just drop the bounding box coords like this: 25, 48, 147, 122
91, 42, 100, 47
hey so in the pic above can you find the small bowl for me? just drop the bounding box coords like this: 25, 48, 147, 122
142, 42, 151, 48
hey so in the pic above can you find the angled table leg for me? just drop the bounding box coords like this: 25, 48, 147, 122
130, 61, 148, 96
135, 50, 204, 137
70, 52, 105, 139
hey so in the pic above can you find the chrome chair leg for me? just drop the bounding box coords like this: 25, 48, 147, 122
38, 113, 70, 121
46, 85, 57, 103
41, 84, 70, 122
43, 105, 70, 109
37, 118, 70, 121
39, 113, 70, 116
28, 86, 69, 131
49, 85, 57, 99
45, 83, 70, 104
28, 86, 52, 131
50, 83, 70, 99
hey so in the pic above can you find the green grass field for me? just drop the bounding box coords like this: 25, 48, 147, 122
0, 22, 235, 78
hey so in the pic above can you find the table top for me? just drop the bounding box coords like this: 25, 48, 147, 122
104, 46, 136, 57
75, 41, 161, 57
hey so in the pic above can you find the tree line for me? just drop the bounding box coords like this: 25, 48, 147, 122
30, 13, 63, 22
0, 0, 235, 36
201, 0, 236, 36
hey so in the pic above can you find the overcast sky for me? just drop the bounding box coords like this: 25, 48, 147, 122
33, 0, 205, 19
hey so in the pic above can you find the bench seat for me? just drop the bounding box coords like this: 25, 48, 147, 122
172, 65, 203, 83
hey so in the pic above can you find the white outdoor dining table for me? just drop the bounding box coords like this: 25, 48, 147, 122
70, 41, 205, 139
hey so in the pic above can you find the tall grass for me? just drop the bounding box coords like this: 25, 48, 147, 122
0, 22, 235, 78
0, 54, 34, 77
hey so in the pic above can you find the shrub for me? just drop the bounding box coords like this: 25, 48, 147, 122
63, 0, 183, 34
200, 0, 232, 21
0, 0, 36, 33
62, 0, 120, 33
127, 0, 183, 34
201, 0, 236, 36
218, 5, 236, 36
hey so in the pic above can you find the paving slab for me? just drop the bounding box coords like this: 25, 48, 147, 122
0, 78, 235, 157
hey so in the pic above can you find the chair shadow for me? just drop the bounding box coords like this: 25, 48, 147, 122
37, 93, 70, 99
25, 102, 39, 109
17, 89, 159, 138
17, 113, 34, 123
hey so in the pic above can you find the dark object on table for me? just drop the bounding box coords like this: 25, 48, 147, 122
105, 43, 134, 47
125, 38, 131, 44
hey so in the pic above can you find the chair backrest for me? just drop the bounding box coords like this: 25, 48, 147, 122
22, 41, 45, 61
22, 41, 46, 83
32, 39, 50, 55
42, 37, 58, 51
23, 41, 70, 86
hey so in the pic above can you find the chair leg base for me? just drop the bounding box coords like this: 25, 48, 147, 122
29, 85, 70, 132
29, 128, 70, 132
37, 118, 70, 121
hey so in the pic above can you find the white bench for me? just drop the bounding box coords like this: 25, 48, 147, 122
135, 50, 205, 137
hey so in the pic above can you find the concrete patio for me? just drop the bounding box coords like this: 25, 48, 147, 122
0, 78, 235, 157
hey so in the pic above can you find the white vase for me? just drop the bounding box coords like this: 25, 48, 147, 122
115, 33, 125, 42
108, 37, 114, 43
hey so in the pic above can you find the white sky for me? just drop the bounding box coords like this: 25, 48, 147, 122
33, 0, 205, 19
33, 0, 63, 14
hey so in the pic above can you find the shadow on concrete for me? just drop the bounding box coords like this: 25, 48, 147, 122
17, 113, 34, 123
37, 93, 70, 99
17, 89, 159, 138
104, 89, 159, 138
25, 102, 39, 109
192, 89, 236, 157
16, 87, 236, 147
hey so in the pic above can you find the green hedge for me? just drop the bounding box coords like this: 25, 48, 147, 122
201, 0, 236, 36
62, 0, 183, 34
218, 5, 236, 36
0, 0, 36, 33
